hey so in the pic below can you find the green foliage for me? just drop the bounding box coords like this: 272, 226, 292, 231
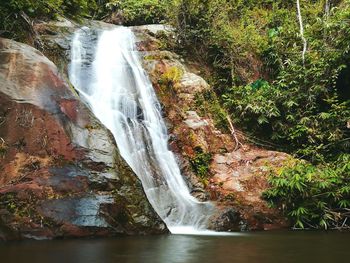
171, 1, 350, 229
104, 0, 170, 25
0, 0, 171, 39
0, 0, 97, 40
171, 0, 350, 162
223, 81, 281, 127
189, 147, 212, 179
159, 66, 184, 87
0, 0, 173, 36
223, 79, 350, 160
0, 0, 102, 42
263, 154, 350, 229
195, 90, 229, 132
0, 0, 95, 19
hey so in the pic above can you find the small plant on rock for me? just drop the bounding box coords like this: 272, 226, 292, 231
189, 147, 212, 179
159, 66, 184, 88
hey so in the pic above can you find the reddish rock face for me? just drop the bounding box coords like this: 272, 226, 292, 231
134, 26, 290, 231
0, 37, 167, 241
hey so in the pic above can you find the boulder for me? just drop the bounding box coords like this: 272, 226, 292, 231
0, 37, 167, 241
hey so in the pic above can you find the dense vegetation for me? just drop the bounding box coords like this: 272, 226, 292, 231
167, 0, 350, 229
0, 0, 92, 40
0, 0, 168, 40
103, 0, 170, 25
171, 0, 350, 162
0, 0, 349, 229
263, 155, 350, 229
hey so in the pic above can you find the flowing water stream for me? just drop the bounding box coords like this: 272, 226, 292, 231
69, 26, 215, 234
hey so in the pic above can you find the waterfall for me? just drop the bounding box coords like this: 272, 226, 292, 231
68, 26, 216, 235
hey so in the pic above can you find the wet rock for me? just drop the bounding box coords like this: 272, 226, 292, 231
0, 37, 167, 241
210, 208, 242, 232
40, 195, 114, 228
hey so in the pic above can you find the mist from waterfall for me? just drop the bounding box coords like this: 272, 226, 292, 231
68, 26, 217, 235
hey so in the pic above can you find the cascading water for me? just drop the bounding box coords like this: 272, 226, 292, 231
69, 26, 217, 235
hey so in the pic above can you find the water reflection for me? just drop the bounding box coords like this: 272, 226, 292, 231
1, 232, 350, 263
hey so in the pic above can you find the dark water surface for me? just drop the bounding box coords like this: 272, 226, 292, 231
0, 231, 349, 263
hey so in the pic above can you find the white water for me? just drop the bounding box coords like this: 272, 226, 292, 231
69, 26, 216, 234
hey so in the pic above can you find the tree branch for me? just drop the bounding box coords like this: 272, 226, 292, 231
226, 115, 243, 151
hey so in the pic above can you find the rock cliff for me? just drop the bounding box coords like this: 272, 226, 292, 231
0, 37, 167, 241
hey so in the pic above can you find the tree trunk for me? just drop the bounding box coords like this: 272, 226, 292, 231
296, 0, 307, 65
325, 0, 330, 18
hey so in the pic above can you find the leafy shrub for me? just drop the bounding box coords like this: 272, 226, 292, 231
0, 0, 97, 39
159, 66, 184, 87
195, 90, 229, 132
0, 0, 94, 20
263, 154, 350, 229
223, 80, 281, 128
223, 78, 350, 160
104, 0, 170, 25
189, 147, 212, 179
